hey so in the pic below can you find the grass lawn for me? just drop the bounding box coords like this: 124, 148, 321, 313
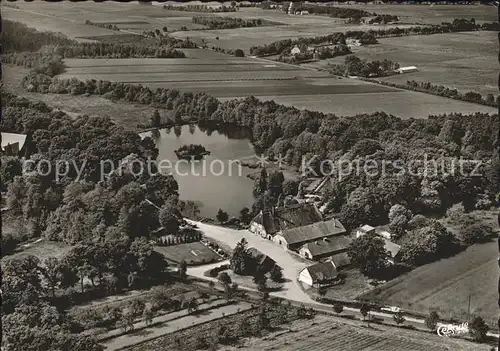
155, 241, 222, 265
2, 239, 73, 264
359, 240, 498, 327
360, 210, 499, 327
333, 31, 497, 96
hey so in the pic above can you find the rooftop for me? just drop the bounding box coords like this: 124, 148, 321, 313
301, 235, 352, 257
329, 252, 351, 268
383, 238, 401, 258
1, 132, 27, 151
281, 218, 346, 246
275, 203, 323, 231
304, 261, 338, 283
247, 247, 275, 266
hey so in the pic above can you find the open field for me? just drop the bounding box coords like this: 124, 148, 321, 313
218, 315, 491, 351
2, 65, 170, 131
360, 241, 498, 328
311, 31, 497, 96
155, 242, 222, 265
345, 4, 497, 25
1, 1, 206, 39
56, 55, 496, 119
230, 91, 497, 119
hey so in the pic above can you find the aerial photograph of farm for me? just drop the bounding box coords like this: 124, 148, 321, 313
1, 1, 499, 351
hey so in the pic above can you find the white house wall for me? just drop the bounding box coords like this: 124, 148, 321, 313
298, 269, 313, 287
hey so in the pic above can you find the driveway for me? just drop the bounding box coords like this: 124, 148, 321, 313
187, 220, 315, 304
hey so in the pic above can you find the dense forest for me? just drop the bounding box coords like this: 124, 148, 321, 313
1, 19, 77, 53
1, 91, 186, 350
192, 16, 275, 29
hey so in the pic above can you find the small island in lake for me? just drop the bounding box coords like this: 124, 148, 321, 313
174, 144, 211, 160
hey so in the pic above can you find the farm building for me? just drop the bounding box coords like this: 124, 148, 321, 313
396, 66, 418, 74
346, 38, 362, 47
356, 224, 391, 240
249, 202, 323, 239
298, 261, 338, 288
273, 217, 348, 251
356, 225, 402, 264
329, 252, 351, 269
247, 247, 276, 274
1, 132, 27, 156
290, 45, 301, 55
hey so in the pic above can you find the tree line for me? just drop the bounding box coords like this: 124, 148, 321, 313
192, 16, 273, 29
249, 18, 500, 57
249, 31, 377, 57
405, 80, 497, 107
84, 19, 120, 31
329, 55, 400, 77
368, 14, 399, 24
162, 4, 237, 13
277, 44, 351, 64
291, 3, 373, 18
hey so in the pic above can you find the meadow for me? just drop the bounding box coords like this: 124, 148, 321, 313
240, 91, 497, 119
1, 1, 205, 39
340, 31, 497, 96
171, 22, 419, 52
39, 50, 500, 119
360, 241, 497, 328
345, 3, 497, 25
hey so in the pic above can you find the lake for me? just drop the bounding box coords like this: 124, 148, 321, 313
140, 124, 257, 218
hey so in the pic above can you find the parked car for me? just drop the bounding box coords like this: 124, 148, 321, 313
381, 306, 401, 313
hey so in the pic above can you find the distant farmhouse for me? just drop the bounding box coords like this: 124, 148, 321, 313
356, 225, 402, 264
1, 132, 28, 157
250, 203, 352, 265
290, 44, 302, 55
346, 38, 362, 47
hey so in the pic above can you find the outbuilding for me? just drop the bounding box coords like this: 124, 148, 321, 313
396, 66, 418, 74
298, 261, 338, 288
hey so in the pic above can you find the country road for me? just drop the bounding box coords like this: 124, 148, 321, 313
187, 220, 500, 339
